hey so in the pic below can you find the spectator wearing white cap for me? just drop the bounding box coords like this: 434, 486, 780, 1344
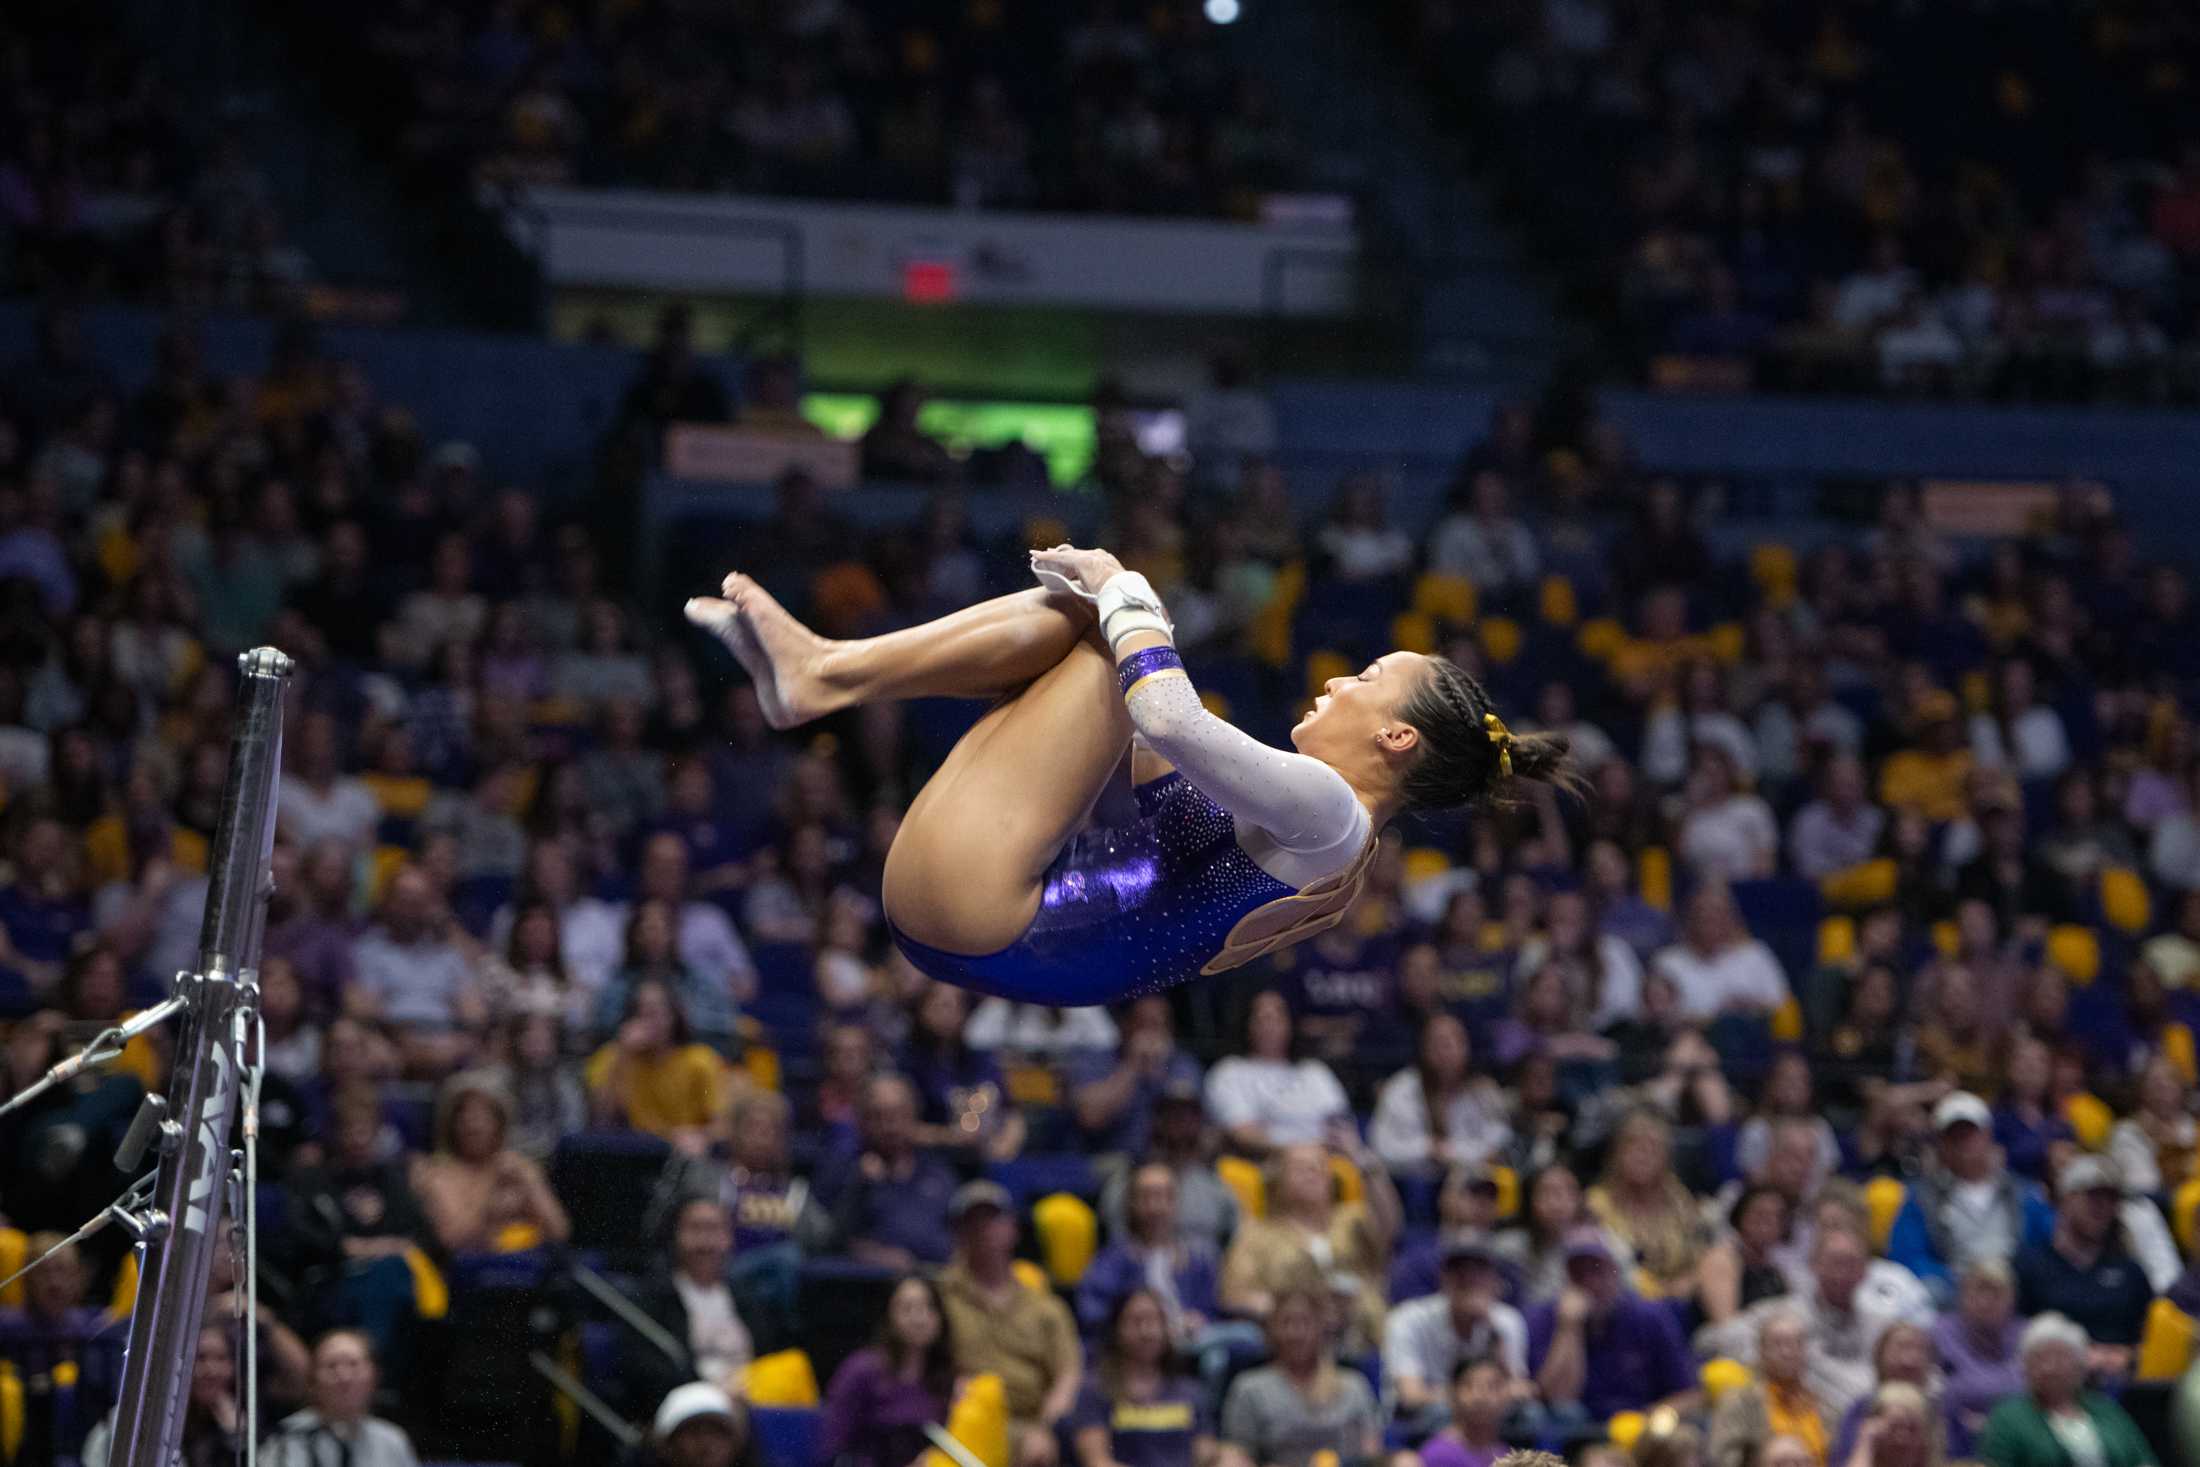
1974, 1315, 2158, 1467
638, 1382, 751, 1467
1885, 1092, 2052, 1295
2012, 1156, 2157, 1378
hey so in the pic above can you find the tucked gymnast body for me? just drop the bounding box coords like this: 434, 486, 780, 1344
685, 546, 1567, 1007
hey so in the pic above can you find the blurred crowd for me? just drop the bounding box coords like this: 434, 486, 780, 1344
0, 9, 310, 310
1398, 0, 2200, 402
340, 0, 1299, 216
0, 298, 2190, 1467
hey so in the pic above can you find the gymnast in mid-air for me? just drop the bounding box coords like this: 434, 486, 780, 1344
685, 546, 1568, 1007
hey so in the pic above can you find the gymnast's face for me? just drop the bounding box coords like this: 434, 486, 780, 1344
1291, 650, 1432, 760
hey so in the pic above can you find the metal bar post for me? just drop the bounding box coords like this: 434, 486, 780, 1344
111, 647, 292, 1467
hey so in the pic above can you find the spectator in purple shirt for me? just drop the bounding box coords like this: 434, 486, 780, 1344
1525, 1227, 1695, 1423
1075, 1162, 1221, 1341
1068, 995, 1203, 1158
263, 840, 359, 1019
1415, 1357, 1519, 1467
1066, 1289, 1213, 1467
822, 1074, 958, 1269
820, 1275, 959, 1467
1934, 1257, 2023, 1457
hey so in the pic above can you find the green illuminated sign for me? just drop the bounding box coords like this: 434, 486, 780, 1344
800, 394, 1095, 486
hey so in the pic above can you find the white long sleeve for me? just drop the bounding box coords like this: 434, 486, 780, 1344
1123, 654, 1370, 887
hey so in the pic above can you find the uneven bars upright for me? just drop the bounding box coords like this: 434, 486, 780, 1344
110, 647, 292, 1467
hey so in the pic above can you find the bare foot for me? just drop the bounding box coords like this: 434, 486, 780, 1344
683, 574, 838, 728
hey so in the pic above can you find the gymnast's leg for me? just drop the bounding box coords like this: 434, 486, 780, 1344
689, 575, 1134, 956
686, 575, 1093, 727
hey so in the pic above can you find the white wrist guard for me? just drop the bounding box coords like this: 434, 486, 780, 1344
1096, 571, 1173, 651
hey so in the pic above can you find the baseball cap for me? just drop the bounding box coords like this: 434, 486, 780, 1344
1932, 1091, 1992, 1133
1156, 1076, 1204, 1106
1560, 1225, 1616, 1265
2058, 1153, 2123, 1196
1439, 1230, 1501, 1269
949, 1179, 1014, 1223
654, 1382, 738, 1438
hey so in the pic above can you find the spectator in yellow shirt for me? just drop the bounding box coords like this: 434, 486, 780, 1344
585, 978, 730, 1153
1877, 691, 1973, 822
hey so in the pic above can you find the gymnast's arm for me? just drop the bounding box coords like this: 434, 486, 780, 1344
1033, 547, 1364, 853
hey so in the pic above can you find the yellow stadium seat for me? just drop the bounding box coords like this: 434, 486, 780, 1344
2102, 868, 2152, 935
1930, 921, 1960, 958
1576, 617, 1626, 662
1709, 622, 1746, 663
1817, 916, 1857, 966
1477, 616, 1523, 666
1249, 561, 1305, 669
1821, 858, 1898, 910
1329, 1154, 1365, 1205
2136, 1298, 2196, 1382
1391, 611, 1438, 655
1199, 690, 1232, 721
1748, 544, 1798, 604
1771, 997, 1804, 1043
1490, 1164, 1520, 1221
367, 845, 408, 907
0, 1229, 24, 1309
403, 1245, 450, 1320
494, 1222, 544, 1253
1539, 576, 1578, 627
1638, 847, 1673, 912
2167, 1023, 2198, 1086
1032, 1193, 1098, 1287
2173, 1179, 2200, 1256
2062, 1092, 2113, 1151
1011, 1259, 1050, 1293
1413, 573, 1477, 625
1607, 1412, 1648, 1450
1959, 669, 1992, 715
741, 1042, 782, 1094
740, 1349, 822, 1406
107, 1250, 137, 1317
0, 1359, 19, 1465
1404, 847, 1452, 885
1865, 1177, 1907, 1254
2046, 925, 2101, 986
928, 1372, 1009, 1467
1304, 650, 1353, 697
1701, 1358, 1754, 1404
1005, 1065, 1060, 1107
1217, 1156, 1266, 1220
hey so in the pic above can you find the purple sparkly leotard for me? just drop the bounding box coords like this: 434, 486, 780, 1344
888, 617, 1376, 1005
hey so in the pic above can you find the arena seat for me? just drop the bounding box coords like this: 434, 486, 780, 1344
1031, 1193, 1098, 1286
2101, 867, 2153, 934
1412, 573, 1476, 625
987, 1154, 1098, 1205
1538, 575, 1578, 627
1216, 1156, 1265, 1219
2047, 925, 2104, 985
750, 1407, 823, 1467
1865, 1177, 1906, 1254
2136, 1297, 2196, 1381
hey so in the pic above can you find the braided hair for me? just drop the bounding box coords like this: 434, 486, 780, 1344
1396, 657, 1573, 811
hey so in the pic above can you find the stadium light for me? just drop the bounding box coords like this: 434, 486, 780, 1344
1204, 0, 1241, 24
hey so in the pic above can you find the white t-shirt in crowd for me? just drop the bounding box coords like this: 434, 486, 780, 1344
1650, 939, 1789, 1021
1204, 1056, 1349, 1146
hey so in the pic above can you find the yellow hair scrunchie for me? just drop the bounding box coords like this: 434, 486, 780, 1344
1483, 712, 1514, 778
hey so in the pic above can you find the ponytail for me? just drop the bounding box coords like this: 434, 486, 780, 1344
1396, 657, 1577, 811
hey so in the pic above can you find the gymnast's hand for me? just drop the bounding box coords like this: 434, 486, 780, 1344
1028, 543, 1124, 598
